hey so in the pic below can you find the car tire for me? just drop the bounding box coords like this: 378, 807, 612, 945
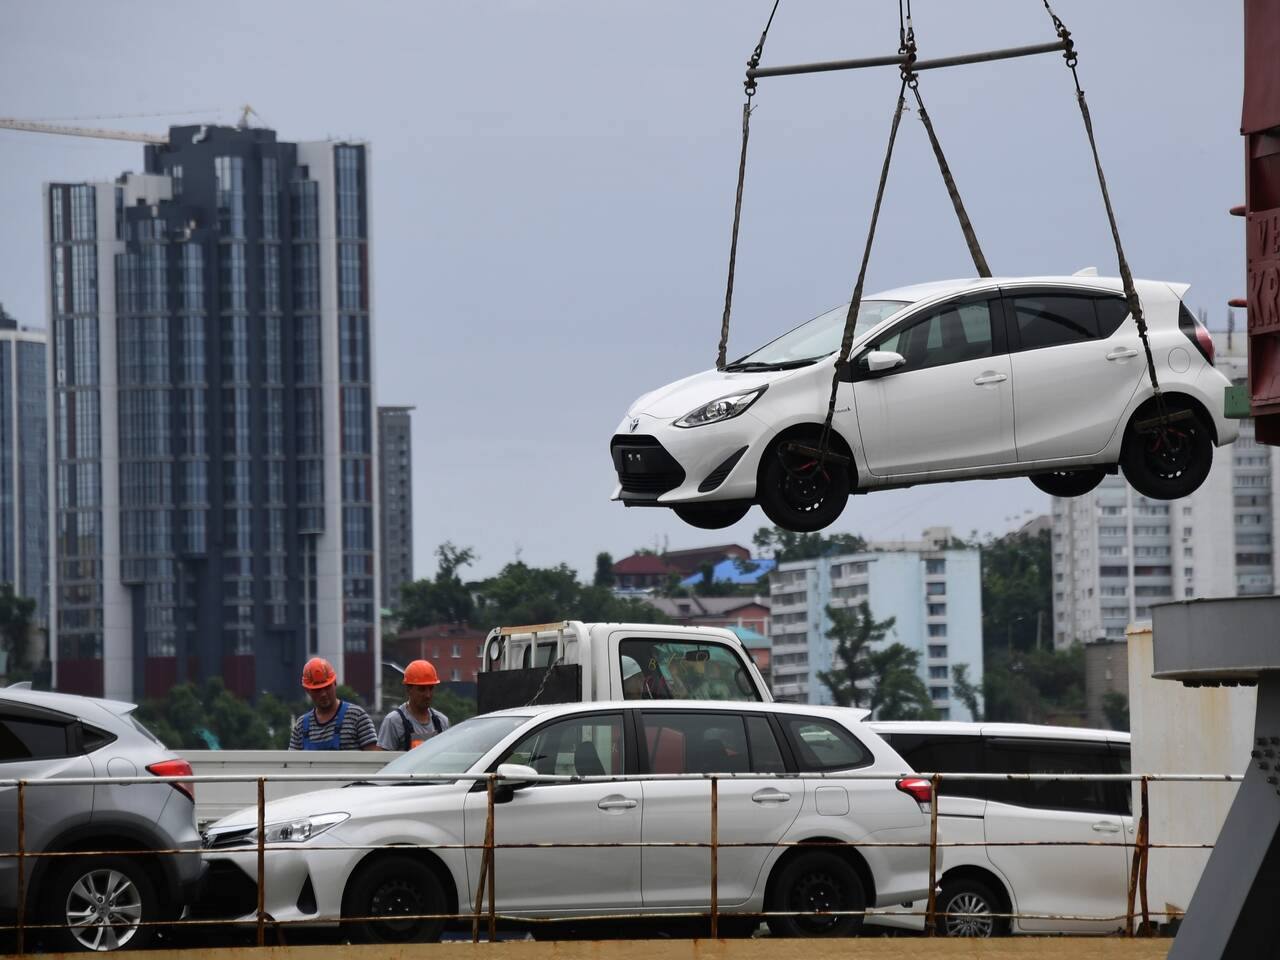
937, 877, 1008, 938
766, 850, 865, 938
343, 855, 446, 944
1120, 403, 1213, 500
45, 854, 158, 953
758, 439, 850, 533
1029, 469, 1106, 498
673, 501, 751, 530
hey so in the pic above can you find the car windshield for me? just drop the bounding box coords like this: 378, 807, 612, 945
727, 300, 910, 369
378, 714, 530, 781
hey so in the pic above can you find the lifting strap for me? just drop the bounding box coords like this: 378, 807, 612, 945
717, 0, 782, 371
1040, 0, 1167, 420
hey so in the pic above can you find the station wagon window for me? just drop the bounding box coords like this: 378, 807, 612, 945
618, 638, 761, 702
781, 716, 871, 771
984, 738, 1127, 815
867, 299, 995, 375
640, 712, 752, 774
503, 714, 625, 779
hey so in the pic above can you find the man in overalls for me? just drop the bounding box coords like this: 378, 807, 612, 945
288, 657, 380, 751
377, 659, 451, 751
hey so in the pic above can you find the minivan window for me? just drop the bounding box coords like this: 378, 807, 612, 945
881, 733, 986, 800
618, 638, 760, 702
0, 717, 71, 762
782, 716, 871, 771
984, 738, 1127, 815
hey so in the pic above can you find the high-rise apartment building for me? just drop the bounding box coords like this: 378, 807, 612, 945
377, 405, 413, 612
768, 527, 983, 719
0, 305, 48, 625
1051, 333, 1276, 646
45, 125, 379, 703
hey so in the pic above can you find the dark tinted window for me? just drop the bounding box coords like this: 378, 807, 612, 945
881, 733, 986, 800
782, 716, 871, 771
1010, 294, 1098, 350
80, 724, 117, 752
984, 738, 1127, 814
871, 300, 995, 374
640, 712, 750, 774
1095, 297, 1130, 338
0, 717, 71, 762
745, 716, 787, 774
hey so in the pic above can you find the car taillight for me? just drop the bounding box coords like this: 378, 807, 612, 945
147, 759, 195, 803
896, 776, 934, 806
1178, 302, 1215, 364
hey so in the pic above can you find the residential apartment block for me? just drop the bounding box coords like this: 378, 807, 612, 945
0, 306, 47, 625
767, 527, 983, 719
45, 125, 379, 703
378, 405, 414, 612
1051, 334, 1276, 646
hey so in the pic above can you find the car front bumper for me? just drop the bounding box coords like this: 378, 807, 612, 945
609, 412, 769, 506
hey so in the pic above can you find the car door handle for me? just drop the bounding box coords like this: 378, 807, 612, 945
1106, 348, 1139, 361
1091, 821, 1121, 833
973, 373, 1008, 385
751, 788, 792, 804
597, 796, 638, 811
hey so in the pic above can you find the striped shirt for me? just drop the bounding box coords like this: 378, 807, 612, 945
288, 702, 378, 750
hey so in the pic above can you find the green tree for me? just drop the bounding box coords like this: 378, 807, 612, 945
593, 552, 615, 588
434, 687, 477, 724
952, 663, 984, 721
753, 527, 867, 563
1102, 691, 1129, 731
981, 528, 1052, 655
477, 561, 668, 627
981, 646, 1087, 724
0, 583, 37, 675
817, 602, 895, 708
400, 542, 477, 628
867, 645, 938, 721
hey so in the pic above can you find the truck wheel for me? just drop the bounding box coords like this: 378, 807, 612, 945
673, 501, 750, 529
344, 855, 446, 944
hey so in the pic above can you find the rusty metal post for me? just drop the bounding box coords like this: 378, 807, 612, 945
710, 776, 719, 939
486, 776, 497, 942
1126, 775, 1143, 937
925, 774, 940, 936
1138, 776, 1151, 935
256, 777, 266, 947
16, 781, 26, 955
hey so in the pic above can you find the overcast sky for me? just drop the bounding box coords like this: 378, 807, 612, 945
1, 2, 1244, 581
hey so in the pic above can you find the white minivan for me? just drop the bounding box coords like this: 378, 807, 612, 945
869, 721, 1132, 937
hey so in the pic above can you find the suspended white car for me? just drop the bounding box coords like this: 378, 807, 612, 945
611, 276, 1237, 532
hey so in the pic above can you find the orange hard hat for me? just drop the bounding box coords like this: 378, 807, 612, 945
301, 657, 337, 690
403, 660, 440, 686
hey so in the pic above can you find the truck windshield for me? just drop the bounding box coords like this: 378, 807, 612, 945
379, 714, 530, 780
619, 639, 762, 702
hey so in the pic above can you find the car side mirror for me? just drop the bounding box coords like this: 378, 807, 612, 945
866, 350, 906, 374
494, 762, 539, 804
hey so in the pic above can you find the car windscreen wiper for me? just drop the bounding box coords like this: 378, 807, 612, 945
722, 358, 820, 372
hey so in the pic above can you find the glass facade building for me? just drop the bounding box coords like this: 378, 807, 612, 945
377, 406, 413, 613
45, 126, 380, 703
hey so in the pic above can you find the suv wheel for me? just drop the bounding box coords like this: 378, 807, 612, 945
47, 855, 157, 952
766, 851, 865, 937
673, 501, 750, 529
758, 440, 850, 533
1030, 469, 1105, 498
938, 877, 1008, 938
1120, 405, 1212, 500
344, 855, 446, 944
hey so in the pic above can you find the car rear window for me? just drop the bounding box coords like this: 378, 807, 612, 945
781, 716, 871, 771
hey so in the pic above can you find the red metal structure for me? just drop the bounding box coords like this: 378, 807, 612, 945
1243, 0, 1280, 443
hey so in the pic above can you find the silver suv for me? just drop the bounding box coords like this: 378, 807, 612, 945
0, 686, 203, 951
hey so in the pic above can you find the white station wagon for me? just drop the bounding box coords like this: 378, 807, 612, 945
201, 701, 936, 941
611, 275, 1236, 532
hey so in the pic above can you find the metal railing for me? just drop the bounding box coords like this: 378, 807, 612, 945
0, 768, 1244, 952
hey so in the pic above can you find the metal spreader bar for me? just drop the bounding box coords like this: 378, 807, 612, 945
747, 39, 1070, 83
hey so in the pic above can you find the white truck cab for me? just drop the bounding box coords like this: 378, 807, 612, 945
478, 620, 772, 712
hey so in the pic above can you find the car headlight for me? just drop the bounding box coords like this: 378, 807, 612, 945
251, 812, 349, 844
674, 387, 767, 428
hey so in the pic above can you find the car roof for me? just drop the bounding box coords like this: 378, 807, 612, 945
868, 719, 1130, 743
0, 686, 137, 718
479, 699, 872, 724
868, 274, 1175, 306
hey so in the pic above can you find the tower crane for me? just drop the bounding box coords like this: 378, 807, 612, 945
0, 106, 265, 146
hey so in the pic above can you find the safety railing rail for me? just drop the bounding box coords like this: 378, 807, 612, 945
0, 769, 1243, 952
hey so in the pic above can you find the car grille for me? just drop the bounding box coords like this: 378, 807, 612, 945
203, 826, 254, 850
611, 435, 685, 500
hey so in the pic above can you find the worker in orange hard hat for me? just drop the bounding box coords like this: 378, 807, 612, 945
377, 659, 451, 751
289, 657, 380, 751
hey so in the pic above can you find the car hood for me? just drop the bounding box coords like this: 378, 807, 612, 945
628, 367, 792, 420
210, 782, 455, 832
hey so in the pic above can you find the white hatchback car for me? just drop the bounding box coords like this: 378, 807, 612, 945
611, 276, 1237, 532
201, 701, 935, 941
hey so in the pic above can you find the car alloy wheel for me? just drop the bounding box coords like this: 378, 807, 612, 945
942, 890, 995, 937
63, 866, 145, 951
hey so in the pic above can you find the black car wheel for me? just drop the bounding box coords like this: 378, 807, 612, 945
344, 855, 446, 944
937, 877, 1008, 938
47, 855, 157, 953
673, 501, 751, 530
758, 440, 850, 533
766, 851, 865, 938
1030, 469, 1106, 498
1120, 405, 1213, 500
